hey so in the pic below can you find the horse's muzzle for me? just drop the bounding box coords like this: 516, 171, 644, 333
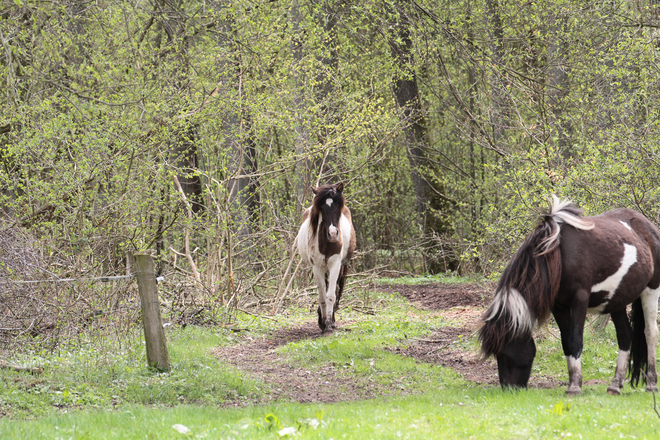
327, 225, 339, 242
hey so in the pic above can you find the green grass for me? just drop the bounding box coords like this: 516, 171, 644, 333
1, 277, 657, 439
0, 326, 266, 418
2, 386, 659, 439
280, 294, 462, 395
377, 273, 487, 285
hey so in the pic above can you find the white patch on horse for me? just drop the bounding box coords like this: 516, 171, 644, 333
328, 223, 339, 241
610, 349, 629, 391
641, 286, 660, 390
326, 198, 333, 207
484, 288, 532, 336
591, 244, 637, 304
566, 355, 582, 391
619, 221, 632, 231
567, 355, 581, 370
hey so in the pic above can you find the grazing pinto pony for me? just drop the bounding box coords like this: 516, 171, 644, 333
296, 183, 356, 334
479, 196, 660, 395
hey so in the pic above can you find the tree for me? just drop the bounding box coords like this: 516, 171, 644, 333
388, 2, 457, 273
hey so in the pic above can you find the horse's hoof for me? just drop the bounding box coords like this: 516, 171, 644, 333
606, 387, 621, 396
565, 387, 582, 396
321, 329, 335, 336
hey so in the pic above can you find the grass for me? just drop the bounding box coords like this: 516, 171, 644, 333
1, 276, 658, 439
0, 325, 270, 419
280, 292, 462, 395
2, 386, 660, 439
376, 273, 487, 285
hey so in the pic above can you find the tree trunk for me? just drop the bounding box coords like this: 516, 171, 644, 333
290, 0, 312, 212
389, 2, 457, 273
547, 8, 572, 161
486, 0, 508, 152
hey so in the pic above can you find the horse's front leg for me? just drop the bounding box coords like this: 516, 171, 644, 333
607, 310, 632, 395
554, 291, 589, 395
312, 265, 329, 333
641, 286, 660, 392
322, 255, 342, 333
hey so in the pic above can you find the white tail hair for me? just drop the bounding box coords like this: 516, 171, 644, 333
550, 195, 594, 230
538, 195, 593, 255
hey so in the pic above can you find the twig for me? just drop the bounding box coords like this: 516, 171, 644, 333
641, 371, 660, 420
172, 176, 201, 284
273, 244, 298, 314
237, 307, 279, 322
273, 258, 303, 314
427, 344, 449, 355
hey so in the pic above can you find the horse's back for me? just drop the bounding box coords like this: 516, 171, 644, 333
558, 208, 658, 310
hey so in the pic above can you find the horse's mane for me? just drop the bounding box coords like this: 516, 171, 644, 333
309, 184, 345, 240
479, 196, 594, 358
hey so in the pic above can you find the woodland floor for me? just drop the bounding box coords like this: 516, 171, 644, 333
214, 281, 568, 407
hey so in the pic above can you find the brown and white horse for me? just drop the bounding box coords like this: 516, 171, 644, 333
296, 183, 356, 334
479, 196, 660, 395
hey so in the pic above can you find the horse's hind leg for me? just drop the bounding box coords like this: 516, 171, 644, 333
641, 287, 660, 391
332, 265, 347, 328
607, 310, 632, 395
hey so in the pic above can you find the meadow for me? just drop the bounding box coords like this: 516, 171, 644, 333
1, 277, 658, 439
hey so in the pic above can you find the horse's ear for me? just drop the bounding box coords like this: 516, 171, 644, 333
335, 182, 344, 193
311, 187, 319, 195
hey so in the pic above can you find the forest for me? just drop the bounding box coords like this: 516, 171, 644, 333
2, 0, 660, 345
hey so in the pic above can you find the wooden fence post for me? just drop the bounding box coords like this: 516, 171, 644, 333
134, 253, 170, 372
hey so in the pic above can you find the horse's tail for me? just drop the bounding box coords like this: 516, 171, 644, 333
479, 196, 594, 358
630, 297, 648, 387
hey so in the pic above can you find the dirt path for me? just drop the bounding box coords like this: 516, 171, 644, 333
214, 281, 562, 406
379, 282, 500, 385
215, 321, 404, 406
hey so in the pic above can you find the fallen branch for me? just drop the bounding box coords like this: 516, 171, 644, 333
237, 306, 279, 322
414, 338, 451, 343
0, 360, 43, 374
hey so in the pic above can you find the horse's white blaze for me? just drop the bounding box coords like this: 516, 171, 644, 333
619, 221, 633, 231
484, 288, 532, 336
326, 198, 333, 207
591, 244, 637, 302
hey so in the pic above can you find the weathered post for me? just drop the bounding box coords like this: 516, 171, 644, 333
134, 253, 170, 371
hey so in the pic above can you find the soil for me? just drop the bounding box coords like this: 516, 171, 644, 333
214, 281, 565, 406
215, 321, 402, 406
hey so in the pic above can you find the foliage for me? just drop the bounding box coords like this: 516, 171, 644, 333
3, 0, 660, 346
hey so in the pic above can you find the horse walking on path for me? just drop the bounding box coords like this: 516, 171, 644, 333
479, 196, 660, 395
296, 183, 356, 334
